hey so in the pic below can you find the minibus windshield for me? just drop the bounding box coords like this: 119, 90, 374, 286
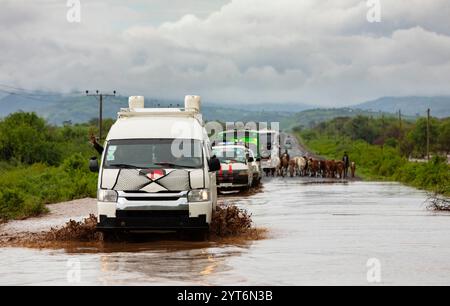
104, 139, 203, 169
212, 147, 247, 164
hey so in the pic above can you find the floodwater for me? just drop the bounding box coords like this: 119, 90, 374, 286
1, 178, 450, 286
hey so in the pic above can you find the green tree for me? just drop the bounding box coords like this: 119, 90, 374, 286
345, 116, 376, 143
0, 112, 61, 165
407, 117, 439, 157
438, 119, 450, 154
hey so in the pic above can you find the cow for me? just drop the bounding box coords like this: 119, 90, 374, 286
279, 153, 290, 177
308, 158, 320, 177
288, 159, 297, 177
319, 160, 327, 178
296, 156, 308, 176
336, 161, 344, 179
350, 162, 356, 178
325, 160, 336, 178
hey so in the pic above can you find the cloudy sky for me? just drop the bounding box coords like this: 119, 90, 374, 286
1, 0, 450, 106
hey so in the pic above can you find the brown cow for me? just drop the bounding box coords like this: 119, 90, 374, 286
325, 160, 336, 178
288, 159, 297, 177
308, 158, 320, 177
336, 161, 344, 179
279, 154, 289, 177
319, 160, 327, 178
350, 162, 356, 178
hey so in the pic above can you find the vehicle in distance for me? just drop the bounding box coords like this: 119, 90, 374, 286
212, 144, 261, 191
215, 129, 280, 176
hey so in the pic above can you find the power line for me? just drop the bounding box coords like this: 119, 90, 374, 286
0, 84, 59, 96
86, 90, 117, 141
0, 88, 56, 103
0, 83, 82, 97
427, 108, 431, 161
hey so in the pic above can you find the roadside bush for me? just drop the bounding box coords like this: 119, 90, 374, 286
61, 153, 86, 172
0, 112, 62, 165
0, 161, 97, 220
0, 112, 107, 220
0, 188, 45, 220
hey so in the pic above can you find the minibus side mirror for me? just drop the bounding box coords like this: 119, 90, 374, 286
256, 157, 261, 162
247, 157, 254, 163
208, 155, 221, 172
89, 157, 99, 172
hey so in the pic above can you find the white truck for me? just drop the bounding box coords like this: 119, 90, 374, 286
89, 95, 220, 234
258, 129, 281, 176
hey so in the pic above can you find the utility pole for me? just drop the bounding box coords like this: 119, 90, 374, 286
381, 113, 385, 150
86, 90, 116, 141
398, 109, 402, 132
427, 108, 431, 161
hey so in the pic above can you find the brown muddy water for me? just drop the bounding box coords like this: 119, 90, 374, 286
1, 178, 450, 285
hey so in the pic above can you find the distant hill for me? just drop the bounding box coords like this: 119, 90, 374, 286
0, 92, 428, 131
211, 102, 313, 113
282, 108, 406, 130
0, 93, 296, 127
354, 96, 450, 118
0, 94, 129, 124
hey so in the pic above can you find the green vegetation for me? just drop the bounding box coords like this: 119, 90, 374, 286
296, 115, 450, 196
0, 112, 111, 221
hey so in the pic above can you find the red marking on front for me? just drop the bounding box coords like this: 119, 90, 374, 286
146, 169, 165, 180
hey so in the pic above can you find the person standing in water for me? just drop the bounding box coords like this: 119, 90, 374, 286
342, 152, 350, 178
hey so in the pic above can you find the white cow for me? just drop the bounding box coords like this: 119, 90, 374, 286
295, 156, 308, 176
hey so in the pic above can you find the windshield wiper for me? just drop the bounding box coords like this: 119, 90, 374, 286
108, 163, 141, 169
154, 162, 199, 169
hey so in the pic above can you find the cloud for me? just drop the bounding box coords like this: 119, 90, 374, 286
0, 0, 450, 106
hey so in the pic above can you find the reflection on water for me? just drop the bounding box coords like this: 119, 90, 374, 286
1, 179, 450, 285
96, 245, 238, 285
96, 240, 251, 285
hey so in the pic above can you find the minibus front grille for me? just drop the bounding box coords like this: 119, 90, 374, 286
122, 190, 183, 194
124, 196, 181, 201
116, 210, 188, 218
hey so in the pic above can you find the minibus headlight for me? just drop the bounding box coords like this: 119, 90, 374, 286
98, 189, 118, 202
188, 189, 210, 202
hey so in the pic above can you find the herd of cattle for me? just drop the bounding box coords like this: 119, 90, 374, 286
272, 154, 356, 179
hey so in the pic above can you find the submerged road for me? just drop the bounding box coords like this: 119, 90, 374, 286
1, 178, 450, 285
0, 135, 449, 285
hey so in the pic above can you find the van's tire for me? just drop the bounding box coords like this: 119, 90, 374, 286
99, 230, 129, 242
99, 230, 114, 242
179, 229, 209, 241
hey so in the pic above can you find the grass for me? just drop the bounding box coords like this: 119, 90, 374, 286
0, 154, 97, 221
